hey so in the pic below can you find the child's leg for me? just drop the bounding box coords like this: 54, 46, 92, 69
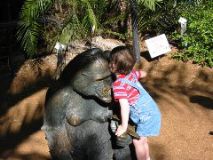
133, 137, 150, 160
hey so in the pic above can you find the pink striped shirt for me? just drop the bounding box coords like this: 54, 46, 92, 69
112, 70, 141, 105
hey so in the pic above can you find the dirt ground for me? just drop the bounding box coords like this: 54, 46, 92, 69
0, 50, 212, 160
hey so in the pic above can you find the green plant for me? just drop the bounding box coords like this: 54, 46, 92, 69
17, 0, 161, 57
172, 1, 213, 67
138, 0, 179, 35
17, 0, 108, 56
17, 0, 53, 56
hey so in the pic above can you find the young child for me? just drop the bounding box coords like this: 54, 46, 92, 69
109, 46, 161, 160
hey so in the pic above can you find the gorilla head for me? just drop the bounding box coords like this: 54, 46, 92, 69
60, 48, 112, 103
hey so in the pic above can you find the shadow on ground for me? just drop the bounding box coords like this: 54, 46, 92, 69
190, 95, 213, 110
0, 52, 212, 160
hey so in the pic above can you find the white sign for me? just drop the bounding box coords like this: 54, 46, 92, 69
145, 34, 171, 58
54, 42, 66, 51
178, 17, 187, 35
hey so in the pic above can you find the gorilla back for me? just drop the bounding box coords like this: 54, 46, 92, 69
42, 48, 114, 160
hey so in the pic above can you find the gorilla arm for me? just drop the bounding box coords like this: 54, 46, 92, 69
66, 92, 112, 126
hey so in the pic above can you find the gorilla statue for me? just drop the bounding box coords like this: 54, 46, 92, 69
42, 48, 135, 160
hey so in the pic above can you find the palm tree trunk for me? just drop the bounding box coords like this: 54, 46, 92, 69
129, 0, 140, 63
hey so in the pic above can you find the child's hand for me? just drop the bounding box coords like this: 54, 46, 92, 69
140, 70, 147, 78
115, 125, 127, 137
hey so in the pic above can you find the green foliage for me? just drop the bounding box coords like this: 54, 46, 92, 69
56, 0, 109, 44
17, 0, 53, 56
17, 0, 161, 56
17, 0, 111, 56
137, 0, 179, 35
138, 0, 162, 10
172, 1, 213, 67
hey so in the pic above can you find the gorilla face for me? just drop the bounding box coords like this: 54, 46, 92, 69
73, 58, 112, 103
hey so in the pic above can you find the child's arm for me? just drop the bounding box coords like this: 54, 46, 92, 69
134, 69, 147, 79
115, 98, 130, 137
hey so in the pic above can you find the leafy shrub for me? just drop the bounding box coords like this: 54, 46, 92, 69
172, 1, 213, 67
138, 1, 180, 35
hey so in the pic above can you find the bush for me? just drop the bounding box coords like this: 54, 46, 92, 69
138, 1, 180, 35
172, 1, 213, 67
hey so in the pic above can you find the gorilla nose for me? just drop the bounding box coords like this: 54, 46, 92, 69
101, 87, 112, 103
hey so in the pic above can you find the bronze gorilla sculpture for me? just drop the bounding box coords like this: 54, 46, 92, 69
42, 48, 134, 160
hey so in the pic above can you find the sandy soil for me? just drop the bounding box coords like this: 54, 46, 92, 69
0, 51, 212, 160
